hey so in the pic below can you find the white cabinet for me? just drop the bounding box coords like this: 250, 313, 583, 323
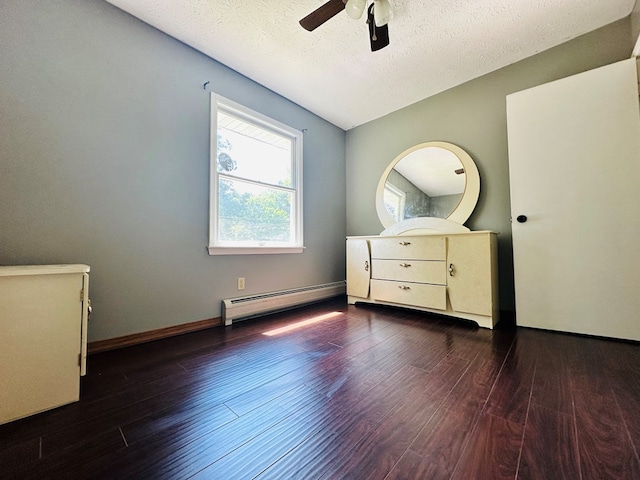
507, 57, 640, 341
0, 265, 90, 425
347, 232, 498, 328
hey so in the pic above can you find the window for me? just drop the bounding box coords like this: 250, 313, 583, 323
383, 183, 406, 223
208, 94, 303, 255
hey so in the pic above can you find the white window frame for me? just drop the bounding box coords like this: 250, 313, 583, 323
384, 183, 406, 222
208, 93, 304, 255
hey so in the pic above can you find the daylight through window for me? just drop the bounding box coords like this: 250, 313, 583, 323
208, 94, 303, 255
384, 183, 406, 223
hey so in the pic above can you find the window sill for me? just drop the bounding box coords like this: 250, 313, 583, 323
207, 246, 305, 256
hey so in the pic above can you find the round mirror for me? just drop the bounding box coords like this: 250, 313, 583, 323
376, 141, 480, 229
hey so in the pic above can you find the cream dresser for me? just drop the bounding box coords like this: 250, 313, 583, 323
348, 141, 498, 329
347, 231, 498, 329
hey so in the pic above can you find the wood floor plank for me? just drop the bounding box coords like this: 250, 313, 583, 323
13, 428, 126, 479
0, 437, 41, 479
40, 384, 324, 480
597, 341, 640, 462
2, 299, 638, 480
188, 407, 328, 479
307, 339, 411, 400
261, 355, 469, 480
253, 363, 435, 480
611, 372, 640, 464
316, 355, 470, 480
518, 404, 581, 480
449, 412, 524, 480
387, 411, 523, 480
573, 376, 640, 479
383, 449, 430, 480
223, 368, 310, 416
484, 338, 536, 426
527, 330, 574, 415
39, 341, 318, 457
401, 344, 508, 478
121, 401, 237, 446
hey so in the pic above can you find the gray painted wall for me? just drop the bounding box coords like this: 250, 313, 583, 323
345, 18, 633, 313
0, 0, 346, 341
1, 1, 634, 340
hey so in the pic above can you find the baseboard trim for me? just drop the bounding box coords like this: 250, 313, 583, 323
88, 317, 222, 354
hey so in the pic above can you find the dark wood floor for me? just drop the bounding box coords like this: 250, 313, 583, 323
2, 298, 640, 479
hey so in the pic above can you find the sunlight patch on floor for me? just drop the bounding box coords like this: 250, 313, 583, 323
262, 311, 343, 336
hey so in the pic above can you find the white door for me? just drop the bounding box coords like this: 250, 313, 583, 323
506, 58, 640, 341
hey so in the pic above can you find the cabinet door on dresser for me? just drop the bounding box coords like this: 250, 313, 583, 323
346, 238, 371, 298
446, 233, 497, 317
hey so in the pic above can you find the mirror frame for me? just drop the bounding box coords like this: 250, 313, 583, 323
375, 141, 480, 228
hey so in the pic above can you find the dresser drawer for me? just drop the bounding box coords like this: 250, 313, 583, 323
370, 279, 447, 310
369, 236, 446, 260
371, 259, 446, 285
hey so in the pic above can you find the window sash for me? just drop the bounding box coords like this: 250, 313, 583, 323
208, 94, 303, 255
384, 183, 406, 223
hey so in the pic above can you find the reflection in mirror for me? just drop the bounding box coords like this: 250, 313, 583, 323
383, 147, 465, 221
376, 141, 480, 230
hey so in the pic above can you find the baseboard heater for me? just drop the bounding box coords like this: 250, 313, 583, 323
222, 281, 346, 326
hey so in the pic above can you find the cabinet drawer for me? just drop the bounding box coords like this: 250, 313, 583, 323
370, 279, 447, 310
370, 236, 446, 260
371, 259, 446, 285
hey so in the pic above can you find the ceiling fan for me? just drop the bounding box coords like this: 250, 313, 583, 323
300, 0, 393, 51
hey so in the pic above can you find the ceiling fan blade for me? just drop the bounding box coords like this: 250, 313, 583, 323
300, 0, 346, 31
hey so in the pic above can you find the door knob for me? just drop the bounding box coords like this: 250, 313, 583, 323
516, 215, 528, 223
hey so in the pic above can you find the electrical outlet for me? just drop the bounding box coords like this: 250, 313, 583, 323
237, 277, 245, 290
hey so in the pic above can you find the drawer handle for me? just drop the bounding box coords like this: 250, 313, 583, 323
399, 263, 411, 268
398, 285, 411, 290
364, 260, 369, 272
398, 241, 411, 246
449, 263, 455, 277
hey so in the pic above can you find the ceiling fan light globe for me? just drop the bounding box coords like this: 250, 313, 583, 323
374, 0, 393, 26
345, 0, 366, 19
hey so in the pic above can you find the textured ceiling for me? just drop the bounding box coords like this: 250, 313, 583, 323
104, 0, 634, 130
